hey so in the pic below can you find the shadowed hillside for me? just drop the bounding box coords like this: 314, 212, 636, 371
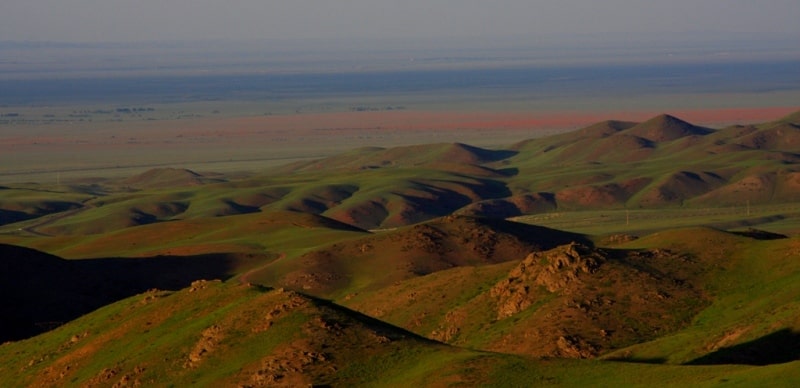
0, 244, 268, 342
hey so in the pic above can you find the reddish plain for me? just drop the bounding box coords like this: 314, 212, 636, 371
1, 106, 796, 183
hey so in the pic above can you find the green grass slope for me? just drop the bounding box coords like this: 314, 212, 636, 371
603, 229, 800, 367
502, 110, 800, 212
0, 280, 498, 387
4, 269, 800, 386
42, 209, 368, 259
3, 110, 799, 237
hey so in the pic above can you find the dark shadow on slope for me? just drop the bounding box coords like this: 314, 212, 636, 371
453, 143, 519, 163
605, 357, 667, 364
0, 244, 265, 343
221, 199, 261, 215
470, 217, 593, 249
730, 228, 788, 240
130, 209, 158, 225
686, 329, 800, 366
464, 200, 522, 218
495, 167, 519, 177
708, 215, 786, 231
390, 178, 513, 225
288, 198, 329, 214
0, 201, 82, 227
303, 293, 444, 345
285, 211, 370, 233
395, 188, 475, 219
0, 209, 32, 226
467, 178, 513, 201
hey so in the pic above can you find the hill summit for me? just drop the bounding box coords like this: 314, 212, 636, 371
120, 168, 222, 189
626, 114, 713, 142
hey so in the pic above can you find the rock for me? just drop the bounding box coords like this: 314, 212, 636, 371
491, 243, 606, 319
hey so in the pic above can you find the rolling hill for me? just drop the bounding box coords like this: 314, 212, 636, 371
248, 215, 588, 298
4, 110, 798, 233
341, 238, 712, 359
0, 281, 493, 387
2, 109, 800, 386
3, 229, 800, 386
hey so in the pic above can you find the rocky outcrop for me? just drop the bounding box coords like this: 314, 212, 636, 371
491, 243, 605, 319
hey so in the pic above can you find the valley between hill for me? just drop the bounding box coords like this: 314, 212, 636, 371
2, 110, 800, 386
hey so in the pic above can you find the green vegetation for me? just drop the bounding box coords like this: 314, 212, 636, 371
2, 111, 800, 386
513, 203, 800, 237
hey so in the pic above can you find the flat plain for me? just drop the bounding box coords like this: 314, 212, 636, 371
2, 102, 796, 183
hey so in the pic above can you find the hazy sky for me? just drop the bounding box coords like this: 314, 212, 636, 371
1, 0, 799, 44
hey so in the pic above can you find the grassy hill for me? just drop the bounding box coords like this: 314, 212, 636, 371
340, 236, 716, 359
2, 110, 800, 385
3, 252, 800, 386
0, 281, 489, 387
248, 215, 588, 298
4, 110, 798, 233
3, 219, 800, 383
